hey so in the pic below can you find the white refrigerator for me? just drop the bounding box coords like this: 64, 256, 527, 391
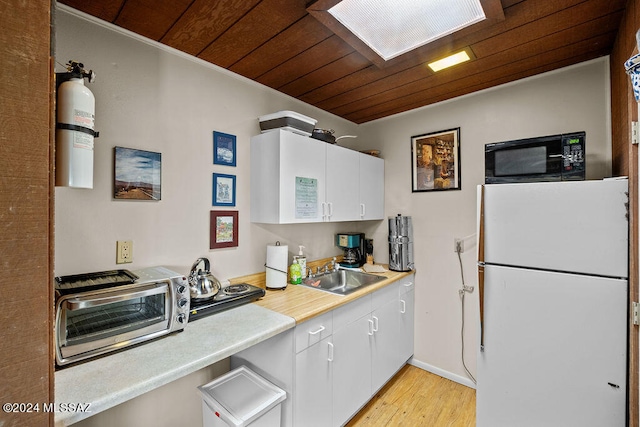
476, 178, 629, 427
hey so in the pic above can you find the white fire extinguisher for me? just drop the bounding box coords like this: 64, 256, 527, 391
55, 60, 99, 188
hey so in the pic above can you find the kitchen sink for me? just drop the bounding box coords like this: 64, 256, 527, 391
300, 269, 386, 295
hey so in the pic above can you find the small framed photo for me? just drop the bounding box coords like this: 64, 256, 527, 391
210, 210, 238, 249
114, 146, 162, 200
213, 131, 236, 166
212, 173, 236, 206
411, 128, 461, 192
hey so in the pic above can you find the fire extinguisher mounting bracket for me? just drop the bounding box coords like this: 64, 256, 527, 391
56, 123, 99, 138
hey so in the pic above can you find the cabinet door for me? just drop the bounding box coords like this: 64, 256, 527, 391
325, 144, 360, 222
250, 130, 327, 224
294, 337, 333, 427
279, 132, 327, 223
359, 154, 384, 220
332, 314, 372, 426
371, 298, 402, 392
398, 287, 415, 364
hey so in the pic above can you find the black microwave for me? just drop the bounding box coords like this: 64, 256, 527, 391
484, 131, 585, 184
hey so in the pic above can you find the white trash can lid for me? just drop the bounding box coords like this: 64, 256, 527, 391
199, 365, 286, 427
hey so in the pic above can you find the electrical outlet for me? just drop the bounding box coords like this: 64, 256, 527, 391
454, 238, 464, 253
116, 240, 133, 264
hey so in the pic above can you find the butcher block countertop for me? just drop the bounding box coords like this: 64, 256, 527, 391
231, 261, 414, 323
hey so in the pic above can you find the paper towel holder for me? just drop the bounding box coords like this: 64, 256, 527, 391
265, 241, 288, 290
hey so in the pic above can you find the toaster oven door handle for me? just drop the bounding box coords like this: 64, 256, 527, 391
66, 283, 166, 311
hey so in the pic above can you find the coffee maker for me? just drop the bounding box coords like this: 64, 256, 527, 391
335, 232, 366, 268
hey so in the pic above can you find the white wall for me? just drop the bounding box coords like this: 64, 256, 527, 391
354, 58, 613, 385
54, 7, 365, 281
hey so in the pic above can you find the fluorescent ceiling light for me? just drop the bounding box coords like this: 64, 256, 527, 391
428, 50, 472, 72
328, 0, 486, 61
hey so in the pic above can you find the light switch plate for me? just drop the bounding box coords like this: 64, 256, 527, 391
116, 240, 133, 264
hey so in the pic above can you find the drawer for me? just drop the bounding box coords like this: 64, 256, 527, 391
371, 282, 398, 310
295, 310, 333, 353
398, 274, 415, 296
333, 294, 371, 331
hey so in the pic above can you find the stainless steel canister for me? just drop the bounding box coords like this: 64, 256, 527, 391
388, 214, 414, 271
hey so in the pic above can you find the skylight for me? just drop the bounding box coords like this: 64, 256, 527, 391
328, 0, 486, 61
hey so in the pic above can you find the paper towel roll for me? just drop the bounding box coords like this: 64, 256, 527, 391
266, 242, 288, 289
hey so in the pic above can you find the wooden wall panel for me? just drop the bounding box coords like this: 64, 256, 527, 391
610, 0, 640, 425
0, 0, 53, 425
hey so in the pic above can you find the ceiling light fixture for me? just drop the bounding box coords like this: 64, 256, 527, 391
327, 0, 485, 61
428, 50, 472, 72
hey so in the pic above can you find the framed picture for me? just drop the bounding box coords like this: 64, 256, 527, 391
212, 173, 236, 206
114, 146, 162, 200
411, 128, 461, 192
210, 210, 238, 249
213, 131, 236, 166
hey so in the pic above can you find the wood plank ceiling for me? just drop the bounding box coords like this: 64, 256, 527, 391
57, 0, 626, 124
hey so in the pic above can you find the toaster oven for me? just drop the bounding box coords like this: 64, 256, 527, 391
55, 266, 189, 366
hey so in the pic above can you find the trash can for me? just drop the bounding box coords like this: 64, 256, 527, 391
198, 366, 286, 427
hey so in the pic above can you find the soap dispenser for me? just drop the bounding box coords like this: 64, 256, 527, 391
295, 245, 307, 279
289, 259, 301, 285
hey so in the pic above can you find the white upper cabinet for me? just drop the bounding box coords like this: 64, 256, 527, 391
251, 130, 326, 224
359, 153, 384, 220
250, 130, 384, 224
325, 143, 360, 222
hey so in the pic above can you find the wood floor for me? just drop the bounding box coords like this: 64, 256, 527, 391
347, 364, 476, 427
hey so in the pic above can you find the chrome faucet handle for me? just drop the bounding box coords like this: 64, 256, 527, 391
316, 257, 339, 275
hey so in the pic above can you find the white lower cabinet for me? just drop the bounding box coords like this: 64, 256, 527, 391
398, 277, 415, 366
233, 275, 415, 427
295, 336, 333, 426
317, 274, 415, 426
293, 310, 333, 427
371, 298, 403, 392
332, 296, 373, 425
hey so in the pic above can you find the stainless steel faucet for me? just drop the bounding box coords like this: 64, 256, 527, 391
315, 257, 337, 275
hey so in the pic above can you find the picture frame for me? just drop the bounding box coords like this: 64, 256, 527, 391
212, 173, 236, 206
411, 128, 461, 192
210, 210, 238, 249
213, 131, 236, 167
114, 146, 162, 200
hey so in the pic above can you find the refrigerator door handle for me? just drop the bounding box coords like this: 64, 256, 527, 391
478, 185, 486, 351
478, 264, 485, 352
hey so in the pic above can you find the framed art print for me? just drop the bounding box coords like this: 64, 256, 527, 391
212, 173, 236, 206
114, 146, 161, 200
210, 210, 238, 249
213, 131, 236, 167
411, 128, 461, 192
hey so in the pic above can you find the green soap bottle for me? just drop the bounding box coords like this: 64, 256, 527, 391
289, 259, 302, 285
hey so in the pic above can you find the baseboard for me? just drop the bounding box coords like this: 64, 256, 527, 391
408, 357, 477, 389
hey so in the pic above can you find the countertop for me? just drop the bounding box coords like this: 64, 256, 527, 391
55, 262, 413, 425
234, 266, 414, 323
54, 303, 294, 426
